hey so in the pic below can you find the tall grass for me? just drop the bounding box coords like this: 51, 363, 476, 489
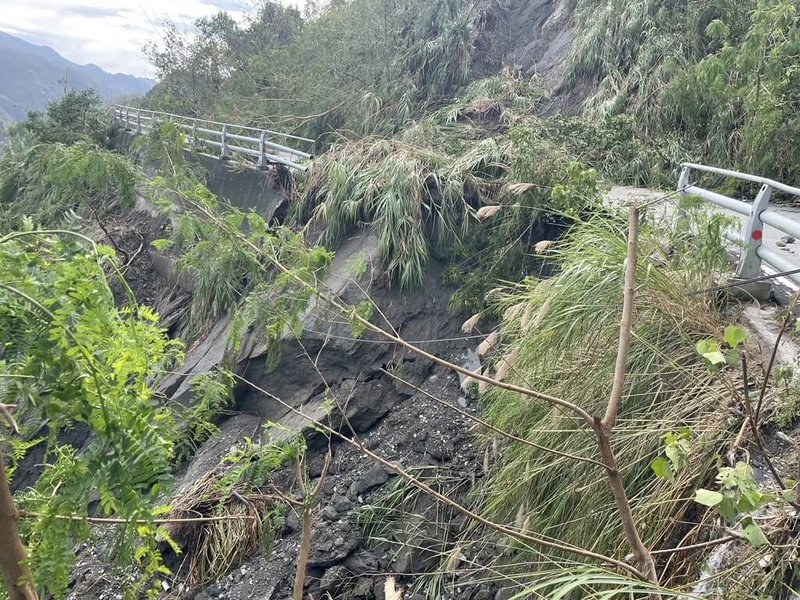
0, 141, 137, 231
296, 132, 511, 289
465, 206, 738, 587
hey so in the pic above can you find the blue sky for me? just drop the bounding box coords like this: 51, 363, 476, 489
0, 0, 307, 77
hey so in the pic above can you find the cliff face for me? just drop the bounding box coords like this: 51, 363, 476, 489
477, 0, 590, 115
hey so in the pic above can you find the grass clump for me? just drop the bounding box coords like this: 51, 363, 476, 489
296, 131, 511, 290
464, 205, 738, 588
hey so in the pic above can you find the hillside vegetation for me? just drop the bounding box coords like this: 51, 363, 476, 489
1, 1, 800, 599
145, 0, 800, 184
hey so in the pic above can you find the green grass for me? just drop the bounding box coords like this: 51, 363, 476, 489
295, 130, 511, 290
461, 206, 739, 588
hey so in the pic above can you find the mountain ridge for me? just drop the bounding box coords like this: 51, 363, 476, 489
0, 31, 153, 123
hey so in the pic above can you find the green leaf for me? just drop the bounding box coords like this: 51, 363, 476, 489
651, 457, 674, 483
150, 238, 173, 252
717, 497, 738, 520
696, 339, 719, 356
724, 326, 748, 349
742, 518, 769, 547
664, 440, 689, 471
703, 350, 727, 366
705, 18, 730, 40
695, 488, 724, 507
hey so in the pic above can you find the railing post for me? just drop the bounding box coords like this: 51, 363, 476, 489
737, 184, 773, 280
124, 108, 130, 131
257, 131, 268, 169
135, 110, 142, 134
677, 165, 691, 191
192, 120, 198, 151
674, 165, 693, 223
221, 125, 229, 160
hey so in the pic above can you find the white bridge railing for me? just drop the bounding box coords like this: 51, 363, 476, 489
111, 105, 315, 172
678, 163, 800, 286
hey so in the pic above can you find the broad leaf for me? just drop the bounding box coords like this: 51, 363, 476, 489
724, 326, 748, 349
695, 488, 724, 507
703, 350, 727, 366
742, 518, 769, 547
696, 339, 719, 356
651, 457, 674, 483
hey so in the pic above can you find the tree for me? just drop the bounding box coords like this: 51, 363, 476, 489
0, 231, 182, 599
24, 90, 108, 146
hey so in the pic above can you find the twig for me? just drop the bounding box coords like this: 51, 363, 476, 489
755, 295, 797, 424
229, 372, 646, 579
595, 207, 659, 586
91, 208, 129, 265
380, 368, 609, 470
603, 205, 639, 430
731, 352, 754, 455
0, 404, 19, 434
735, 357, 799, 509
689, 267, 800, 297
650, 535, 741, 556
293, 450, 332, 600
17, 511, 257, 525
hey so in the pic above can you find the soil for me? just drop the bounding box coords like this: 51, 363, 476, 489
96, 205, 174, 309
60, 186, 500, 600
480, 0, 589, 116
66, 344, 491, 600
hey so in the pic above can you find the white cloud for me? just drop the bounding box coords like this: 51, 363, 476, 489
0, 0, 307, 77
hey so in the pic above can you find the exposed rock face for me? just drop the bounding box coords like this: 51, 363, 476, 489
66, 212, 483, 598
158, 362, 483, 600
478, 0, 596, 116
161, 229, 465, 496
505, 0, 575, 88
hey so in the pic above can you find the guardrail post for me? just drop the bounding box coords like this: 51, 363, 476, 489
191, 120, 198, 151
135, 110, 142, 134
677, 165, 691, 191
737, 184, 773, 280
257, 131, 268, 169
221, 125, 230, 159
674, 165, 693, 223
124, 108, 130, 131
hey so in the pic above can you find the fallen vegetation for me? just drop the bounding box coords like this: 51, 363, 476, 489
2, 0, 800, 598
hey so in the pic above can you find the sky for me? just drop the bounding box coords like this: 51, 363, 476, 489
0, 0, 307, 78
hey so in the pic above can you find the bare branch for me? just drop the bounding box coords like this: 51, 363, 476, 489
0, 404, 19, 434
229, 372, 645, 579
603, 206, 639, 430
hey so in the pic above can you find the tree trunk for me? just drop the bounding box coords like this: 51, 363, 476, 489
593, 418, 659, 585
292, 506, 314, 600
0, 451, 38, 600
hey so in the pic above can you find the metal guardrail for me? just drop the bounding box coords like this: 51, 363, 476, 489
111, 105, 315, 172
678, 162, 800, 285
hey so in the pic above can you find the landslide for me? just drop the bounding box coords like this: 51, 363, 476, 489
6, 1, 800, 599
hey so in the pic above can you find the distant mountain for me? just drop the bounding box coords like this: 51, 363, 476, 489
0, 31, 154, 123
